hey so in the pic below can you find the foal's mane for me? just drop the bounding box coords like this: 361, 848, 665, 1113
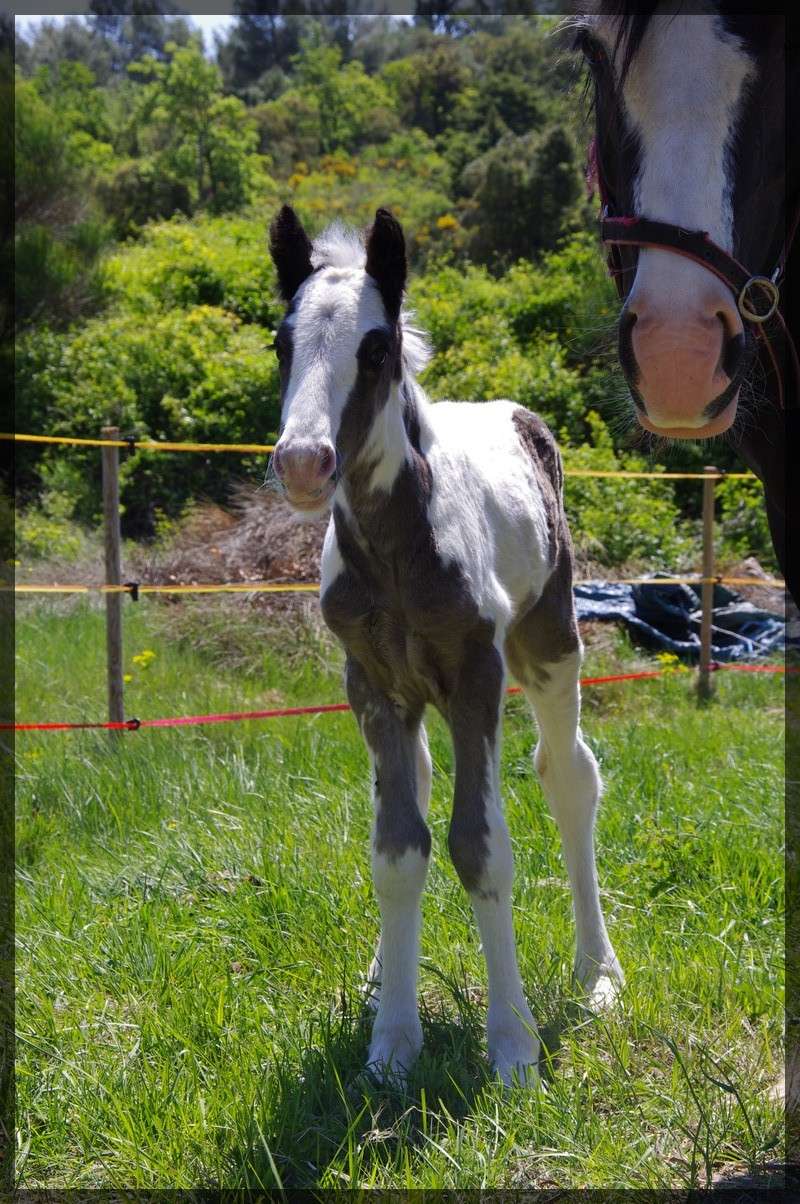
309, 220, 432, 381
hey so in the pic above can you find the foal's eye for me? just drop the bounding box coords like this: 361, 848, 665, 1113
367, 346, 388, 370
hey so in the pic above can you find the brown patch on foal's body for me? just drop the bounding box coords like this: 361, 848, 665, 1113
505, 410, 580, 689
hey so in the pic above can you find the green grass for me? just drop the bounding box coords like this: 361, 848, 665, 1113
14, 598, 785, 1188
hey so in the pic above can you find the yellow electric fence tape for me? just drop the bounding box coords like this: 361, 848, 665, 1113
0, 433, 755, 477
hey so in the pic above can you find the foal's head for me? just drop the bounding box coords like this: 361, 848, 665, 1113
574, 6, 787, 437
268, 205, 411, 514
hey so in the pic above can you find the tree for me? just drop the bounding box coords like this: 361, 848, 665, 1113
88, 0, 194, 74
128, 43, 259, 215
461, 125, 583, 268
14, 76, 110, 328
217, 5, 305, 98
381, 42, 471, 138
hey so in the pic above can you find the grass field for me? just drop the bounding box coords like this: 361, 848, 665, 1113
13, 597, 785, 1189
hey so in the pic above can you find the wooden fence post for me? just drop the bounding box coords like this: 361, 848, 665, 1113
698, 465, 717, 700
102, 426, 124, 732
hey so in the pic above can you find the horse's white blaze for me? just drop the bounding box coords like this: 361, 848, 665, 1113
622, 14, 755, 251
281, 266, 385, 450
584, 10, 756, 430
621, 14, 755, 324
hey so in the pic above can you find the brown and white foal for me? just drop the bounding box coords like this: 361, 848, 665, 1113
269, 205, 622, 1088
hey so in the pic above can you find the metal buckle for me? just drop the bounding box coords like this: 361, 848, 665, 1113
738, 275, 780, 323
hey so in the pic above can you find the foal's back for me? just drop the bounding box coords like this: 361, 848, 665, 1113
423, 398, 569, 636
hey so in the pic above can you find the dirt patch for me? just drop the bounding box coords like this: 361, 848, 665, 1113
719, 555, 785, 615
130, 487, 328, 614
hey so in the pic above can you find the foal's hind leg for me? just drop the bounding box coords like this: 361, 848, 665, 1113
347, 658, 430, 1082
525, 652, 623, 1005
365, 723, 432, 1010
507, 586, 622, 1007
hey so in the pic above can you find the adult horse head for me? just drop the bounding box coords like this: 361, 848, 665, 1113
573, 4, 797, 591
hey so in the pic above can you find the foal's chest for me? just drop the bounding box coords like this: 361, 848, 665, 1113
321, 543, 482, 711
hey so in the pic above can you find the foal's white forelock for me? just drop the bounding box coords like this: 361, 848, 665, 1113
592, 9, 756, 254
281, 223, 432, 450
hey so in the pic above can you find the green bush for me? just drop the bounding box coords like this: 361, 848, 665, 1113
14, 75, 113, 328
15, 301, 278, 534
716, 475, 777, 572
103, 213, 281, 326
97, 158, 192, 239
562, 413, 695, 570
16, 492, 88, 563
460, 125, 583, 268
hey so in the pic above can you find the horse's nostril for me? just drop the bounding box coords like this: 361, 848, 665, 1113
318, 446, 335, 477
721, 330, 746, 381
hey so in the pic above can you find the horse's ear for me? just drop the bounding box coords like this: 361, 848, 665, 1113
269, 205, 314, 302
365, 208, 406, 321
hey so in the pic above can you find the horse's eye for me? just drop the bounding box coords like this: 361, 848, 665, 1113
368, 346, 388, 370
274, 340, 287, 362
575, 31, 606, 68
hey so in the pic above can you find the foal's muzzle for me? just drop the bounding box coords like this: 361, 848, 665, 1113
272, 438, 337, 511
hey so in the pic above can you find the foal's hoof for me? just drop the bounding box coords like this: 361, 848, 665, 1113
366, 1022, 423, 1087
575, 952, 625, 1012
492, 1054, 541, 1091
488, 1011, 541, 1091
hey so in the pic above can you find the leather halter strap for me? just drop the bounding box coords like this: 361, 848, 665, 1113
602, 215, 770, 306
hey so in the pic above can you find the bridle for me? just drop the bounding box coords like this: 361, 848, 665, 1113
588, 137, 799, 409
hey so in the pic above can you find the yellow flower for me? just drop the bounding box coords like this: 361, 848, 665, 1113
123, 674, 133, 683
132, 649, 156, 669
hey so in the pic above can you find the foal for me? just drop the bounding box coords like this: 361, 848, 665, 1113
269, 205, 622, 1087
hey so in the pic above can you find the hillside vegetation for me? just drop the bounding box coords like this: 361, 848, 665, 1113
12, 11, 773, 570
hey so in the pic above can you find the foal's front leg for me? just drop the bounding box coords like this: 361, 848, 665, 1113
365, 723, 432, 1010
448, 641, 539, 1088
347, 658, 430, 1083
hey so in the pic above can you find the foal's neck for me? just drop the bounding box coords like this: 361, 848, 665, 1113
337, 376, 431, 547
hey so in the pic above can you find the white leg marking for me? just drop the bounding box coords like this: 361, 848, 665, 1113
365, 726, 432, 1013
367, 846, 428, 1083
526, 650, 623, 1008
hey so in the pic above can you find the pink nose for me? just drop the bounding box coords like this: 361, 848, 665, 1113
625, 281, 744, 436
273, 439, 336, 500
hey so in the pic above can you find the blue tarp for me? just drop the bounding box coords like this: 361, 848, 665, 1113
574, 579, 787, 663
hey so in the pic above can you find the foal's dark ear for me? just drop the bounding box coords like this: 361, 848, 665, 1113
269, 204, 314, 302
365, 208, 406, 321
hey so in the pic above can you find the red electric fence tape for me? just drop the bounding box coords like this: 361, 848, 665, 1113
2, 665, 790, 732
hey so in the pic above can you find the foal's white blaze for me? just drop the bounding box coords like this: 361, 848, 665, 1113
277, 265, 386, 506
597, 12, 757, 435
